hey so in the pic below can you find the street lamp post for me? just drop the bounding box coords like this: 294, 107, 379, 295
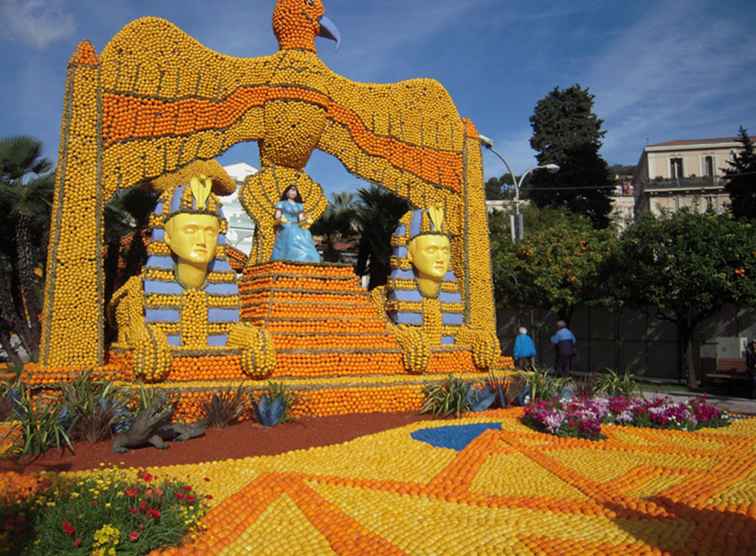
478, 134, 559, 241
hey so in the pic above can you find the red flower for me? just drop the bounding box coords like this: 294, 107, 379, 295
62, 521, 76, 536
147, 508, 161, 520
124, 487, 139, 498
186, 495, 196, 504
139, 500, 147, 511
182, 485, 192, 491
129, 531, 140, 542
129, 507, 138, 515
139, 471, 154, 483
205, 495, 213, 500
73, 538, 82, 548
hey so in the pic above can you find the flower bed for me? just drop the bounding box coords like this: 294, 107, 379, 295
0, 466, 209, 555
523, 395, 730, 440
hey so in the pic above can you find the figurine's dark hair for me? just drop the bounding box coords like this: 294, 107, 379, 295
280, 185, 303, 203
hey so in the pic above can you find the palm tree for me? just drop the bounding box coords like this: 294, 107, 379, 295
310, 191, 358, 262
354, 186, 409, 289
0, 137, 54, 366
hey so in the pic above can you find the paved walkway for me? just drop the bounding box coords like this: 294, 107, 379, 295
641, 388, 756, 415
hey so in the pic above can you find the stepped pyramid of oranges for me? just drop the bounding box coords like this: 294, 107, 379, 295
239, 261, 479, 378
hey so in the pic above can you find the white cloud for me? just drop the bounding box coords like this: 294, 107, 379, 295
583, 0, 756, 160
0, 0, 76, 49
322, 0, 486, 80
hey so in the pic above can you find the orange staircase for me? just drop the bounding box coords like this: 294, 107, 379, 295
239, 261, 478, 378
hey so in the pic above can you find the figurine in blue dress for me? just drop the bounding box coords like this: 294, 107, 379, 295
271, 185, 321, 263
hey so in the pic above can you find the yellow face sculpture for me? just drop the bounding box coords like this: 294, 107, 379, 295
408, 233, 451, 282
164, 213, 220, 267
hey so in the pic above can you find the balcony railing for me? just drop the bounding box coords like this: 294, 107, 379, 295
649, 176, 724, 190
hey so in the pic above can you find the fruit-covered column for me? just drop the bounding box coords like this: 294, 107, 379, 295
39, 41, 104, 369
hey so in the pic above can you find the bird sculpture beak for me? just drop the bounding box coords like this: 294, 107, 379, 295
318, 15, 341, 48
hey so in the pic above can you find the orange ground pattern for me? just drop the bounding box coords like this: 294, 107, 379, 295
144, 409, 756, 555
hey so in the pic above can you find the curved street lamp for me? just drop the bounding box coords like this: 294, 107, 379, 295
478, 134, 559, 241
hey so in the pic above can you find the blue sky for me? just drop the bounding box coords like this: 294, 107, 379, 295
1, 0, 755, 197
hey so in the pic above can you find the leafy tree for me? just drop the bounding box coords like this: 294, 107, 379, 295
528, 85, 613, 228
0, 137, 54, 366
310, 191, 358, 262
103, 185, 159, 308
607, 164, 637, 177
485, 175, 517, 201
490, 204, 615, 323
608, 210, 756, 387
353, 185, 409, 289
723, 126, 756, 220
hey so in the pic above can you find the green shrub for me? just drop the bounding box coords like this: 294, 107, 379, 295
594, 368, 642, 397
60, 372, 131, 443
262, 382, 296, 423
9, 382, 73, 459
521, 368, 573, 402
421, 375, 471, 418
201, 384, 246, 428
10, 466, 208, 555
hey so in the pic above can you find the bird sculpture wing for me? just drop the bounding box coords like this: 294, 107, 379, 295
97, 17, 277, 195
313, 68, 470, 235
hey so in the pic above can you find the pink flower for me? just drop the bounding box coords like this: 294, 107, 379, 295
73, 538, 82, 548
129, 531, 140, 542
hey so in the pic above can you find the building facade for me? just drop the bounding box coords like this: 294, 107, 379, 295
632, 137, 746, 217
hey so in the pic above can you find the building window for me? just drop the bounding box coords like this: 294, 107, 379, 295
706, 196, 714, 211
670, 158, 684, 178
704, 156, 714, 177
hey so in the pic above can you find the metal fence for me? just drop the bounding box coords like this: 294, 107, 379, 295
496, 304, 756, 381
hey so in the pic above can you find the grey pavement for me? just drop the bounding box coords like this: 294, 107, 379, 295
640, 388, 756, 416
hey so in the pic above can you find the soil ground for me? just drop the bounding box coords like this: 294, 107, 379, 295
0, 412, 434, 474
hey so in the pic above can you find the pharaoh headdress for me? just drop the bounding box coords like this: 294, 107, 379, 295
387, 207, 465, 345
142, 177, 240, 348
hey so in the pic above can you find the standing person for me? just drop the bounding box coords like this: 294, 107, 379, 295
551, 321, 576, 377
746, 339, 756, 375
513, 326, 537, 371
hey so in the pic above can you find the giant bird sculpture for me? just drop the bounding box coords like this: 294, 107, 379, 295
40, 0, 495, 369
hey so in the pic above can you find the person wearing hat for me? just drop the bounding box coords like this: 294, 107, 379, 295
513, 326, 537, 372
550, 320, 576, 377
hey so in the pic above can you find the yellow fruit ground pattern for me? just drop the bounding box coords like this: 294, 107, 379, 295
9, 408, 756, 555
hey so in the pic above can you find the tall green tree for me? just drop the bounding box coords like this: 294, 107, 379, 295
354, 186, 409, 289
103, 185, 160, 306
485, 175, 517, 201
310, 191, 358, 262
608, 210, 756, 387
0, 137, 54, 366
723, 126, 756, 220
528, 85, 613, 228
490, 204, 615, 323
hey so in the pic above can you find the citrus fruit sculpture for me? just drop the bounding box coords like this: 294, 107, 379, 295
35, 0, 504, 395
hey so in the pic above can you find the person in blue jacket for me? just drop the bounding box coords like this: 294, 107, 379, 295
551, 320, 576, 376
513, 326, 537, 371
